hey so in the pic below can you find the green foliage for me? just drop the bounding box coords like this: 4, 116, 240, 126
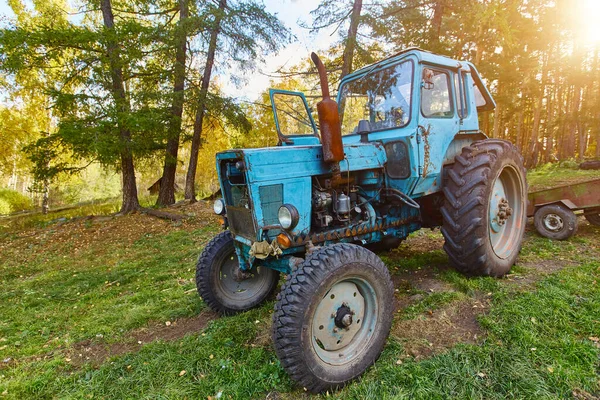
0, 198, 11, 215
0, 188, 33, 214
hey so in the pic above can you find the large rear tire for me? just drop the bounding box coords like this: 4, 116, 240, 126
196, 231, 279, 315
441, 139, 527, 277
272, 244, 394, 393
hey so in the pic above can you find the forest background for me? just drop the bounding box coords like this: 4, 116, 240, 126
1, 0, 599, 214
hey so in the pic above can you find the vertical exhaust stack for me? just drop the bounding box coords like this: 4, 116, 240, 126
311, 52, 344, 178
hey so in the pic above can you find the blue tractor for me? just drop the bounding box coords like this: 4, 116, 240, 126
196, 48, 527, 392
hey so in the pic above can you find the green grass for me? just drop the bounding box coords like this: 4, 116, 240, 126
0, 168, 599, 399
528, 161, 600, 191
0, 222, 218, 363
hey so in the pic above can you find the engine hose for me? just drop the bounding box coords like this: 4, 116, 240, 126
383, 188, 420, 209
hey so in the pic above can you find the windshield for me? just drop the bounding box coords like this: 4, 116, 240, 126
339, 60, 414, 135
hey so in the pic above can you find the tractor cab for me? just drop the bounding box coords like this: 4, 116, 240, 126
269, 48, 495, 198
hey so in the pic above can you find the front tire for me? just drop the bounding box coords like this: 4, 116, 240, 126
196, 231, 279, 315
441, 139, 527, 277
272, 244, 394, 393
534, 204, 578, 240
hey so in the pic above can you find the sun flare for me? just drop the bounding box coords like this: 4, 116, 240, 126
580, 0, 600, 44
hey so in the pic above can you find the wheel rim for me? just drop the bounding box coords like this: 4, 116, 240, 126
214, 250, 272, 303
542, 213, 564, 232
311, 276, 378, 366
488, 165, 524, 259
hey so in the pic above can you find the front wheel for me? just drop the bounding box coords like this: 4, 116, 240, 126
196, 231, 279, 315
441, 139, 527, 277
272, 244, 394, 393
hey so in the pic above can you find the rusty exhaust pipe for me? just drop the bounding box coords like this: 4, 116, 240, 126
311, 52, 344, 173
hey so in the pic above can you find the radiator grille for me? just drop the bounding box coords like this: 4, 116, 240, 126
227, 206, 256, 240
259, 184, 283, 226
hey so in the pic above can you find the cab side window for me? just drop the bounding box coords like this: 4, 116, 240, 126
421, 69, 453, 118
454, 72, 469, 118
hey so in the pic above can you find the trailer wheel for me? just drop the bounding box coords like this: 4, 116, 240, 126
534, 204, 578, 240
272, 244, 393, 393
584, 210, 600, 226
196, 231, 279, 315
441, 139, 527, 277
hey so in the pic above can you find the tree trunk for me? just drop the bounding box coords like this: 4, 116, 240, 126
157, 0, 189, 207
100, 0, 140, 213
340, 0, 362, 80
526, 54, 548, 168
185, 0, 227, 202
430, 0, 445, 51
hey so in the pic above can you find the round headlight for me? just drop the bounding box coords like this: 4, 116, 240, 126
278, 204, 299, 230
213, 198, 226, 215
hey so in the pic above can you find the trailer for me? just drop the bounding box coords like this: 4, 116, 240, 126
528, 178, 600, 239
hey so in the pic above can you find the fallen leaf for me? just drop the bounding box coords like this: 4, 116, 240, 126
179, 370, 186, 376
547, 367, 554, 373
477, 372, 486, 378
530, 348, 536, 351
588, 337, 599, 342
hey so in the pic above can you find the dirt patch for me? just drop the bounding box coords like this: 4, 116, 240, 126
251, 319, 274, 348
396, 231, 445, 255
391, 299, 489, 359
62, 311, 217, 367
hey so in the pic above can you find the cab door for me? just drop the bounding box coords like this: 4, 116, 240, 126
269, 89, 320, 146
412, 67, 460, 196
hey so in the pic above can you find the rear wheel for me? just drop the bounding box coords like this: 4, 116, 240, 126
196, 231, 279, 315
272, 244, 394, 393
441, 139, 527, 277
534, 204, 578, 240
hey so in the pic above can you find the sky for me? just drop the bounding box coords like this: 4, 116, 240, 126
221, 0, 338, 100
0, 0, 338, 101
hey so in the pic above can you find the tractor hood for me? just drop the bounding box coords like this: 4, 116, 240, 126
215, 143, 387, 243
217, 142, 387, 183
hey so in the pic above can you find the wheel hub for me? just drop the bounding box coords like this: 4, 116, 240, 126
312, 281, 365, 353
488, 165, 524, 260
334, 304, 354, 329
543, 213, 564, 232
490, 180, 513, 233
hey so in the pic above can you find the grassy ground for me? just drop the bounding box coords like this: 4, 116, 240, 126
0, 169, 599, 399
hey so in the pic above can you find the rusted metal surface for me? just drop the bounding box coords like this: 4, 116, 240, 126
287, 216, 420, 246
311, 52, 344, 165
527, 178, 600, 216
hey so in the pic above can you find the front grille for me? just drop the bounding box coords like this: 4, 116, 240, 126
259, 184, 283, 225
227, 206, 256, 240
